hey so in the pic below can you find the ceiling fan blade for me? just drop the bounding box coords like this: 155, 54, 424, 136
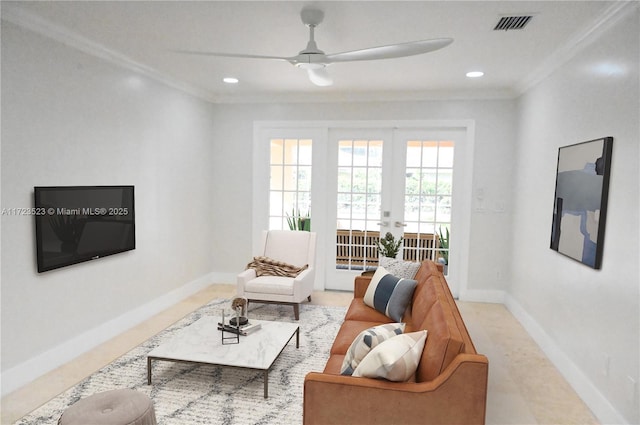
172, 49, 292, 62
326, 38, 453, 63
307, 68, 333, 86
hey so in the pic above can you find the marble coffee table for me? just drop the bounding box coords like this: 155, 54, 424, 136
147, 316, 299, 398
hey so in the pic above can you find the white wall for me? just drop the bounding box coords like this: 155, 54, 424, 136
209, 100, 517, 297
510, 7, 639, 424
1, 22, 216, 390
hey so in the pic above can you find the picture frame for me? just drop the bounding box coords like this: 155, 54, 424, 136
550, 137, 613, 269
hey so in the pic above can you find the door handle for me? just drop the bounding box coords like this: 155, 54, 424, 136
394, 221, 407, 227
377, 221, 389, 227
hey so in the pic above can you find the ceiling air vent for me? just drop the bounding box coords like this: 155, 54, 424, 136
494, 15, 533, 31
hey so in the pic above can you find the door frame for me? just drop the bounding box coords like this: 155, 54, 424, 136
254, 120, 475, 298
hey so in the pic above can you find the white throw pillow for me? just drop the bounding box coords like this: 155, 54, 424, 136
379, 257, 421, 279
352, 330, 427, 382
340, 323, 406, 376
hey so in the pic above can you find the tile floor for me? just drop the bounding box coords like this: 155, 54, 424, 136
1, 284, 599, 424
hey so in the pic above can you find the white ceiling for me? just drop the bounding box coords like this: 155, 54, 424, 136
2, 1, 622, 103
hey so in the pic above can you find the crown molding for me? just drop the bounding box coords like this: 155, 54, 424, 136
515, 1, 639, 95
209, 87, 517, 104
1, 4, 219, 104
1, 3, 516, 105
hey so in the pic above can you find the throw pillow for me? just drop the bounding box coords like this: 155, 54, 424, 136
352, 330, 428, 382
379, 257, 421, 279
340, 323, 406, 376
364, 266, 417, 322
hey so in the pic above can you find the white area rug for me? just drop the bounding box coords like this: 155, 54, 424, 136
16, 300, 345, 425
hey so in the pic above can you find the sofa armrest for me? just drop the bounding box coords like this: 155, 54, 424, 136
354, 276, 372, 298
304, 353, 488, 425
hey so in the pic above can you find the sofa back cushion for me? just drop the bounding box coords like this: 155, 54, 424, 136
415, 298, 465, 382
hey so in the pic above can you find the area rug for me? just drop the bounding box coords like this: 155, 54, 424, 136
15, 300, 346, 425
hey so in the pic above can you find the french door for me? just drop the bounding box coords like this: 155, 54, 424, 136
324, 128, 463, 292
255, 121, 472, 298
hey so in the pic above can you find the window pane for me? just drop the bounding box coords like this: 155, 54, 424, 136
405, 168, 421, 195
368, 140, 383, 167
269, 191, 283, 215
406, 141, 422, 167
439, 142, 454, 167
282, 165, 297, 190
367, 168, 383, 192
338, 140, 353, 166
270, 165, 283, 190
284, 139, 298, 164
298, 166, 312, 191
337, 167, 352, 192
421, 141, 438, 167
298, 139, 313, 165
270, 139, 284, 164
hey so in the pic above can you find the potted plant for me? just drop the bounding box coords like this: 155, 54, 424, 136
437, 226, 449, 273
377, 232, 403, 258
286, 208, 311, 231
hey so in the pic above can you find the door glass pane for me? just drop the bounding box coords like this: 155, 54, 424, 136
403, 140, 453, 267
336, 139, 383, 270
269, 138, 312, 230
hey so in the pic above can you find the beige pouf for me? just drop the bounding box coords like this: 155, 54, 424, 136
58, 388, 157, 425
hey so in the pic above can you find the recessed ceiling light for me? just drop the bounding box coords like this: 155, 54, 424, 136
223, 77, 239, 84
466, 71, 484, 78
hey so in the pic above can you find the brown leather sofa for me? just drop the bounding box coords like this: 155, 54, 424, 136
303, 260, 489, 424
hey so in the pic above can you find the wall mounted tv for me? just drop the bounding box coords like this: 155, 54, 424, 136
34, 186, 135, 273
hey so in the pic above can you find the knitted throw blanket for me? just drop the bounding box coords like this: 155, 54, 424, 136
247, 256, 309, 277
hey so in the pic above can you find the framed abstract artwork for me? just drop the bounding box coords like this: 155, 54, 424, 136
550, 137, 613, 269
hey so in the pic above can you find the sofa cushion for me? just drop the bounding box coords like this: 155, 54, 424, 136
330, 320, 388, 355
352, 330, 428, 382
379, 257, 421, 279
344, 298, 393, 323
340, 323, 406, 376
323, 354, 346, 374
364, 266, 417, 322
415, 299, 465, 383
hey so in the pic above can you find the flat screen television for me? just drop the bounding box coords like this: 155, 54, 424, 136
34, 186, 135, 273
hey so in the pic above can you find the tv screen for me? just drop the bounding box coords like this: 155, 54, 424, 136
34, 186, 135, 273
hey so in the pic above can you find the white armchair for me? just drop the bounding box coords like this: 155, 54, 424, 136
237, 230, 317, 320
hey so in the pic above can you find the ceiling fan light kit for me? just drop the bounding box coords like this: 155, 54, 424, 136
177, 7, 453, 87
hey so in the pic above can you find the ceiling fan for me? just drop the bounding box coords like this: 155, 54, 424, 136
176, 7, 453, 87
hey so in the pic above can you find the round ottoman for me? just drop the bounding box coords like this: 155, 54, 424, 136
58, 389, 157, 425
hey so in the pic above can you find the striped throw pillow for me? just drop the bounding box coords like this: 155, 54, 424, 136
364, 266, 417, 322
352, 330, 428, 382
340, 323, 406, 376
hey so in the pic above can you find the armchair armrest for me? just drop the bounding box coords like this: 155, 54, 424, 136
237, 268, 257, 295
293, 267, 315, 299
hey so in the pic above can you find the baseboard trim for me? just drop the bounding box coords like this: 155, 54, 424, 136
209, 271, 237, 286
458, 289, 506, 303
1, 272, 214, 397
504, 294, 628, 425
